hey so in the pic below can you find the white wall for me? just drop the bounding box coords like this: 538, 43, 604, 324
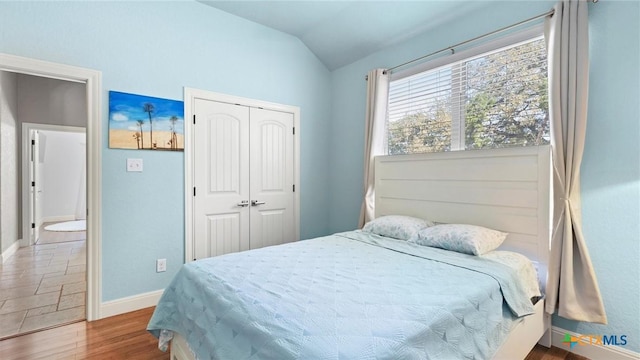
39, 130, 86, 222
0, 71, 19, 257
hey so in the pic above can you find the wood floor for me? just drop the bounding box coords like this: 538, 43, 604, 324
525, 345, 590, 360
0, 307, 167, 360
0, 307, 588, 360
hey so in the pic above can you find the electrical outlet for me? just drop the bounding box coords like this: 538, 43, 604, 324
156, 258, 167, 272
127, 158, 143, 172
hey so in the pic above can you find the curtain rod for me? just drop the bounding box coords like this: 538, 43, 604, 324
382, 8, 555, 75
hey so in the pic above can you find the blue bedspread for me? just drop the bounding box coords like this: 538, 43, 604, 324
148, 231, 534, 360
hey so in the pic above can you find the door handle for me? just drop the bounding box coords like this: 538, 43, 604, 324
251, 200, 266, 206
237, 200, 249, 207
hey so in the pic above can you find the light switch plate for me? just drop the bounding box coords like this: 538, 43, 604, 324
156, 258, 167, 272
127, 158, 143, 172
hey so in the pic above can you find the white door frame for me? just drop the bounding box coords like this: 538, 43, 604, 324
184, 87, 301, 263
1, 53, 102, 321
21, 123, 86, 246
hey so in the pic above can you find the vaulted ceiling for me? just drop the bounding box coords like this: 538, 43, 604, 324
199, 1, 490, 70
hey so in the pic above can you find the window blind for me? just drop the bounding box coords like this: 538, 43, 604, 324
387, 36, 548, 155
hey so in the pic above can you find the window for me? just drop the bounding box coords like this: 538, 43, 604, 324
387, 34, 548, 155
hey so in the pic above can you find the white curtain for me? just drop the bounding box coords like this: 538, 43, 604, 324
544, 0, 607, 323
358, 69, 390, 228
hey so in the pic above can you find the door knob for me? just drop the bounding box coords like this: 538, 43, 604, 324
251, 200, 266, 206
237, 200, 249, 207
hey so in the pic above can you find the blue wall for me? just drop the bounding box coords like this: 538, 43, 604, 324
328, 0, 555, 232
328, 0, 639, 353
2, 0, 638, 353
0, 1, 332, 301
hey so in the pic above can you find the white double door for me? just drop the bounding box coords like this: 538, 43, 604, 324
193, 99, 295, 260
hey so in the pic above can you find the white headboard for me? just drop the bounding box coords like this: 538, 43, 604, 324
375, 146, 551, 293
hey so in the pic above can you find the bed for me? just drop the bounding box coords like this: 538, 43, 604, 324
148, 145, 552, 359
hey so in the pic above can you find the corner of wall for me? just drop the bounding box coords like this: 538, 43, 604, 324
0, 70, 20, 254
0, 238, 20, 264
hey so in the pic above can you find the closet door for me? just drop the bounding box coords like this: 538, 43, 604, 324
249, 108, 295, 249
193, 99, 250, 259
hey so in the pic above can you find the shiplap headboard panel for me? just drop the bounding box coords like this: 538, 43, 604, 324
375, 145, 551, 292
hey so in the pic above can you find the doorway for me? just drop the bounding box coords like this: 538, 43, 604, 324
0, 89, 88, 338
22, 125, 87, 247
0, 53, 102, 329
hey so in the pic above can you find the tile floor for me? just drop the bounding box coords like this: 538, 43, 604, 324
0, 223, 86, 339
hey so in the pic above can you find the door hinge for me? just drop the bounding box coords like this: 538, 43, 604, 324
193, 187, 196, 196
32, 181, 35, 187
193, 114, 196, 125
293, 184, 295, 192
293, 127, 295, 135
32, 139, 35, 145
31, 223, 35, 229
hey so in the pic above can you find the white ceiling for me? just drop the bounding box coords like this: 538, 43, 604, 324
199, 1, 490, 70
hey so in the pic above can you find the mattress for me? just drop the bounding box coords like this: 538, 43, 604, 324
148, 230, 535, 360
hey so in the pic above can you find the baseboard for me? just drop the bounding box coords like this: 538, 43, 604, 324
99, 289, 164, 319
42, 215, 77, 223
1, 240, 20, 264
551, 326, 639, 360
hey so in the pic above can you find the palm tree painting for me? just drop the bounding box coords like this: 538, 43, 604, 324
135, 119, 145, 149
108, 91, 184, 151
169, 115, 178, 150
143, 102, 155, 149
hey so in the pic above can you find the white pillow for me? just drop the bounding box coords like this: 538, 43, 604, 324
362, 215, 434, 240
482, 251, 542, 299
408, 224, 507, 255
